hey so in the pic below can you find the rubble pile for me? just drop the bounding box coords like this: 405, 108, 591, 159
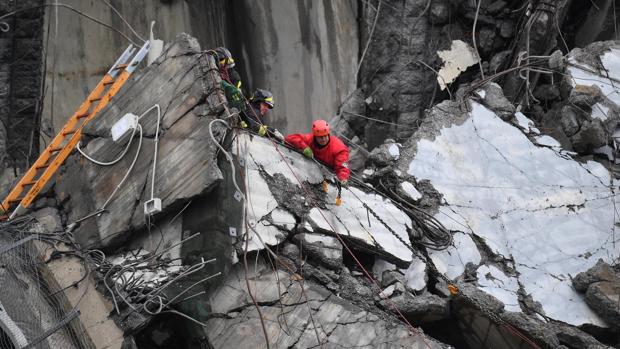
1, 1, 620, 349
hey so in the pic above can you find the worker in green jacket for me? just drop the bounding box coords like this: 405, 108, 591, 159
213, 47, 245, 110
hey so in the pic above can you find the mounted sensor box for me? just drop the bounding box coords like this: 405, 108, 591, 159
144, 198, 162, 215
111, 113, 138, 142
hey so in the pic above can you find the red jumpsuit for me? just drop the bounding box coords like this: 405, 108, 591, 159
285, 133, 350, 181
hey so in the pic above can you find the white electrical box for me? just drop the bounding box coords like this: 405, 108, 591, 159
111, 113, 139, 142
144, 198, 162, 215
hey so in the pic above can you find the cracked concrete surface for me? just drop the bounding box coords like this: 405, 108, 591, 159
402, 98, 619, 327
55, 34, 225, 249
205, 259, 449, 349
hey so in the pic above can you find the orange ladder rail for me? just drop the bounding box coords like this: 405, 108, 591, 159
2, 41, 150, 220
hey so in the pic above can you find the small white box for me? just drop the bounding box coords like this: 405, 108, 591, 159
144, 198, 162, 215
111, 113, 138, 142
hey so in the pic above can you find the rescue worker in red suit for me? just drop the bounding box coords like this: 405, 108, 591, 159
285, 120, 350, 185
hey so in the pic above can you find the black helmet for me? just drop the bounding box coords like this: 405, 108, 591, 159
251, 89, 274, 109
214, 47, 235, 68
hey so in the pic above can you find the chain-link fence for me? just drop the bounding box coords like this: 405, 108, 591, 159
0, 217, 92, 349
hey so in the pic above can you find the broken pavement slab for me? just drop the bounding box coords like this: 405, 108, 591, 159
232, 133, 416, 265
400, 97, 618, 327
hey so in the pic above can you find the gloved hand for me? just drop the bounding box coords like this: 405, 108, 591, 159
303, 147, 314, 158
339, 179, 348, 187
231, 89, 243, 103
221, 80, 244, 110
258, 125, 268, 136
273, 129, 284, 141
239, 120, 248, 128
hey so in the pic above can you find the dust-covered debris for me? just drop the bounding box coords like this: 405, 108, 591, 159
437, 40, 480, 91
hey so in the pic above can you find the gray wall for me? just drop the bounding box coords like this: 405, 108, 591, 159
0, 0, 45, 170
41, 0, 358, 136
41, 0, 232, 135
232, 0, 359, 133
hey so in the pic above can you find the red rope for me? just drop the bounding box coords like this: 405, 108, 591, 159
501, 323, 542, 349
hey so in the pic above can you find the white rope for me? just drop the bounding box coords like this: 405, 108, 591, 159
78, 104, 160, 201
208, 118, 245, 203
137, 104, 161, 200
77, 125, 137, 166
101, 124, 143, 210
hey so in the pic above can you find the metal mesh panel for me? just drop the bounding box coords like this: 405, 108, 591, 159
0, 217, 92, 349
0, 322, 18, 349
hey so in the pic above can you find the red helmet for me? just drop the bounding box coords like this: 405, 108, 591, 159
312, 120, 330, 137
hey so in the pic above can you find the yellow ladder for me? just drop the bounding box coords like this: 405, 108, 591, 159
1, 42, 150, 220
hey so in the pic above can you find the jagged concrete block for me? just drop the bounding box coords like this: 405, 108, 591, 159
573, 259, 620, 327
585, 281, 620, 328
548, 322, 606, 349
293, 232, 343, 270
570, 84, 603, 108
380, 292, 450, 324
560, 105, 581, 136
570, 119, 607, 153
56, 34, 225, 248
368, 140, 400, 167
573, 259, 620, 292
206, 259, 449, 348
381, 269, 406, 288
478, 82, 516, 120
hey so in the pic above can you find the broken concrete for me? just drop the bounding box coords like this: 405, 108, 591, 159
380, 292, 450, 324
368, 140, 401, 167
573, 260, 620, 329
571, 119, 607, 153
205, 259, 448, 348
475, 83, 516, 120
27, 32, 457, 348
3, 1, 620, 346
293, 232, 343, 270
436, 40, 479, 91
56, 34, 225, 249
